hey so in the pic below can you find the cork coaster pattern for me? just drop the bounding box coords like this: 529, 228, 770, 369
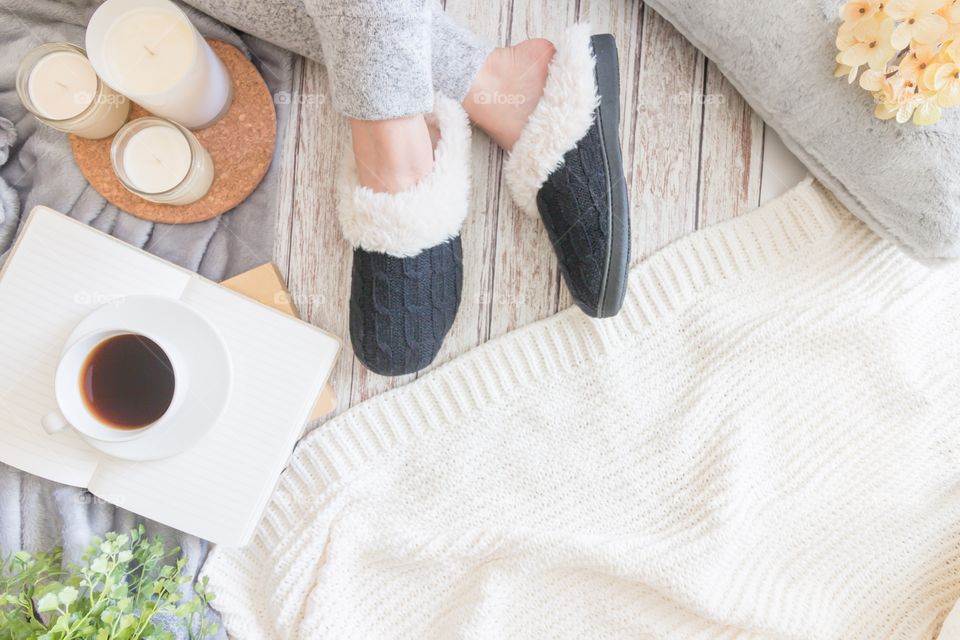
70, 39, 277, 225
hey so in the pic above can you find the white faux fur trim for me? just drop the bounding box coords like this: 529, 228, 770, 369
504, 24, 599, 218
337, 95, 472, 258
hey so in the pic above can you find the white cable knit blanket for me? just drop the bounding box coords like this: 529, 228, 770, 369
203, 179, 960, 639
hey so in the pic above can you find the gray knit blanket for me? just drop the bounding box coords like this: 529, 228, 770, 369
0, 1, 295, 636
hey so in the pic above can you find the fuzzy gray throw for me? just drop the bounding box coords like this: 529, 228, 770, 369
645, 0, 960, 264
0, 1, 295, 636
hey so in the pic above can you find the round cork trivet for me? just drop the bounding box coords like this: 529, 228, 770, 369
70, 39, 277, 225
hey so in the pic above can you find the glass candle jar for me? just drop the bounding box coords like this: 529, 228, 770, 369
111, 117, 214, 205
16, 43, 130, 139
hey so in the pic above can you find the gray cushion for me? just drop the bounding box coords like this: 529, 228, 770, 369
645, 0, 960, 263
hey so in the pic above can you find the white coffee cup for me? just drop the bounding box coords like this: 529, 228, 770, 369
42, 328, 188, 443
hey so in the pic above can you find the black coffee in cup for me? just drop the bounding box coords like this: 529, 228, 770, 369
80, 333, 175, 429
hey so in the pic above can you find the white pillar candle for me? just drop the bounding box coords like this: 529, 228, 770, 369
111, 117, 214, 205
86, 0, 232, 129
16, 43, 129, 139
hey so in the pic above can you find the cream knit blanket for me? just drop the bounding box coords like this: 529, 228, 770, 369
204, 179, 960, 639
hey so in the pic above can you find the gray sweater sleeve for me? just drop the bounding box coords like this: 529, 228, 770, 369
181, 0, 491, 119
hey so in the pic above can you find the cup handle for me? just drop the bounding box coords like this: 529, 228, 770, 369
41, 411, 69, 435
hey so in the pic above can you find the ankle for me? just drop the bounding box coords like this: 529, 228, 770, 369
464, 48, 507, 108
350, 115, 434, 194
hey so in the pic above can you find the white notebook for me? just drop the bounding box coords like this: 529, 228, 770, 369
0, 206, 340, 546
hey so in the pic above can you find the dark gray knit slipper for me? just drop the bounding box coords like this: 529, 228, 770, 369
338, 95, 471, 376
505, 25, 630, 319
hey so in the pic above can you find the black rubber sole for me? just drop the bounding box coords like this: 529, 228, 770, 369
590, 34, 630, 319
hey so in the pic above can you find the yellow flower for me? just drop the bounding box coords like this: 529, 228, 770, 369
913, 93, 944, 122
875, 74, 924, 121
875, 100, 900, 118
944, 37, 960, 59
840, 0, 887, 31
930, 61, 960, 104
923, 39, 960, 97
837, 0, 957, 123
859, 67, 890, 89
938, 0, 960, 37
835, 61, 857, 82
887, 0, 948, 48
898, 44, 941, 85
838, 17, 898, 70
939, 0, 960, 18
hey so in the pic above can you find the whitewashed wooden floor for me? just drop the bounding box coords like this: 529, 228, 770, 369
272, 0, 808, 421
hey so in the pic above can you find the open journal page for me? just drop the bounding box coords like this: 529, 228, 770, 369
0, 207, 188, 486
89, 277, 340, 545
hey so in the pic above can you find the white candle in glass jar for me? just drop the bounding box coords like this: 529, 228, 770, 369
28, 51, 97, 120
122, 125, 192, 193
16, 43, 129, 139
86, 0, 232, 129
111, 117, 214, 205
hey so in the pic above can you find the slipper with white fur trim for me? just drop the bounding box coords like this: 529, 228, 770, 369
338, 95, 470, 376
505, 26, 630, 319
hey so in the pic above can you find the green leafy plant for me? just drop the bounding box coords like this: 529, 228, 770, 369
0, 526, 218, 640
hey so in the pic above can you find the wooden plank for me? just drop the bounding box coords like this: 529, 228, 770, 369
486, 0, 579, 341
272, 55, 303, 280
426, 0, 512, 371
696, 61, 763, 228
630, 6, 705, 262
282, 60, 361, 418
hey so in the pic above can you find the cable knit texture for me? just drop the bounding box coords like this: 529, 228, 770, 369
349, 238, 463, 376
204, 179, 960, 639
536, 118, 617, 314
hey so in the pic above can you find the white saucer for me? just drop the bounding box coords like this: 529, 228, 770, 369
63, 295, 233, 461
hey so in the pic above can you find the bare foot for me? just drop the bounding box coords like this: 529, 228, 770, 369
350, 115, 434, 194
463, 39, 556, 151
